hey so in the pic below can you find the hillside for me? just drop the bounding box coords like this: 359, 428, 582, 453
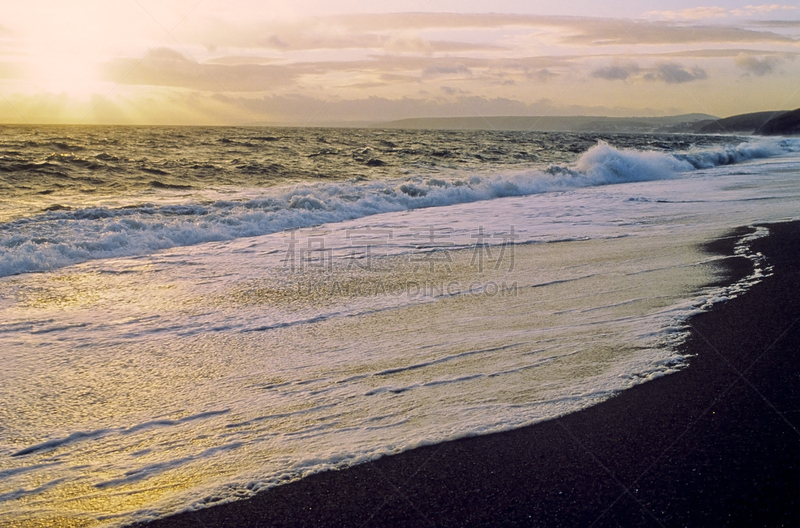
755, 108, 800, 136
699, 111, 788, 134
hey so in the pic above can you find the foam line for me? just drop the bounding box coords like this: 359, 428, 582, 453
1, 138, 796, 278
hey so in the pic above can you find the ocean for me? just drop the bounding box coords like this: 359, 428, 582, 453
1, 126, 799, 527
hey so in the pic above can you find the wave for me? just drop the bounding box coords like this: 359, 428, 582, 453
11, 409, 231, 457
1, 138, 797, 278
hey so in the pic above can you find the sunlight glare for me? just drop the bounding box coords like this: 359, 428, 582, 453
31, 52, 101, 97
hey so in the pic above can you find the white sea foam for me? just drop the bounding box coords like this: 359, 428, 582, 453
2, 134, 800, 528
1, 138, 797, 277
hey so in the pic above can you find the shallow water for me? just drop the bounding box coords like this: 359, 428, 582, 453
1, 128, 799, 526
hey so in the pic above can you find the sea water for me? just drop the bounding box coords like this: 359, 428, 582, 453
1, 126, 799, 527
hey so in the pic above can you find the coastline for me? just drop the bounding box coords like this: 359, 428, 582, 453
136, 221, 800, 528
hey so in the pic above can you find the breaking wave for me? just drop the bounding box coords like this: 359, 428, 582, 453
1, 138, 797, 277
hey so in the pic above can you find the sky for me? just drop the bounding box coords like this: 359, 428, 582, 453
0, 1, 799, 125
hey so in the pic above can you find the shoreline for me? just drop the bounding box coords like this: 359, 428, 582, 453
137, 221, 800, 528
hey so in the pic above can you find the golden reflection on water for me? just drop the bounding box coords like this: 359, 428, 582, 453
0, 230, 724, 527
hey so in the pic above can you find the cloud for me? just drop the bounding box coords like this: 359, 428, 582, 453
194, 54, 570, 87
734, 53, 782, 76
264, 35, 290, 50
190, 15, 512, 55
561, 19, 792, 45
421, 64, 472, 79
730, 4, 798, 17
752, 20, 800, 27
316, 55, 569, 74
645, 63, 708, 84
322, 13, 555, 31
644, 7, 729, 21
101, 47, 299, 92
186, 13, 795, 55
527, 69, 558, 82
318, 55, 570, 84
441, 86, 469, 96
592, 61, 710, 84
379, 73, 418, 83
645, 4, 797, 20
656, 48, 796, 58
205, 56, 282, 66
98, 49, 569, 97
4, 9, 797, 125
592, 63, 640, 81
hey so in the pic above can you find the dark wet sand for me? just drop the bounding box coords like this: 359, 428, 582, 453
137, 222, 800, 528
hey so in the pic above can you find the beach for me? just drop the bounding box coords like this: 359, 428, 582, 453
3, 2, 800, 526
3, 128, 800, 527
137, 221, 800, 527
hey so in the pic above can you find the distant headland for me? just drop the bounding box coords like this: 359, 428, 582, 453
373, 114, 717, 134
372, 110, 800, 135
754, 108, 800, 136
697, 110, 797, 135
